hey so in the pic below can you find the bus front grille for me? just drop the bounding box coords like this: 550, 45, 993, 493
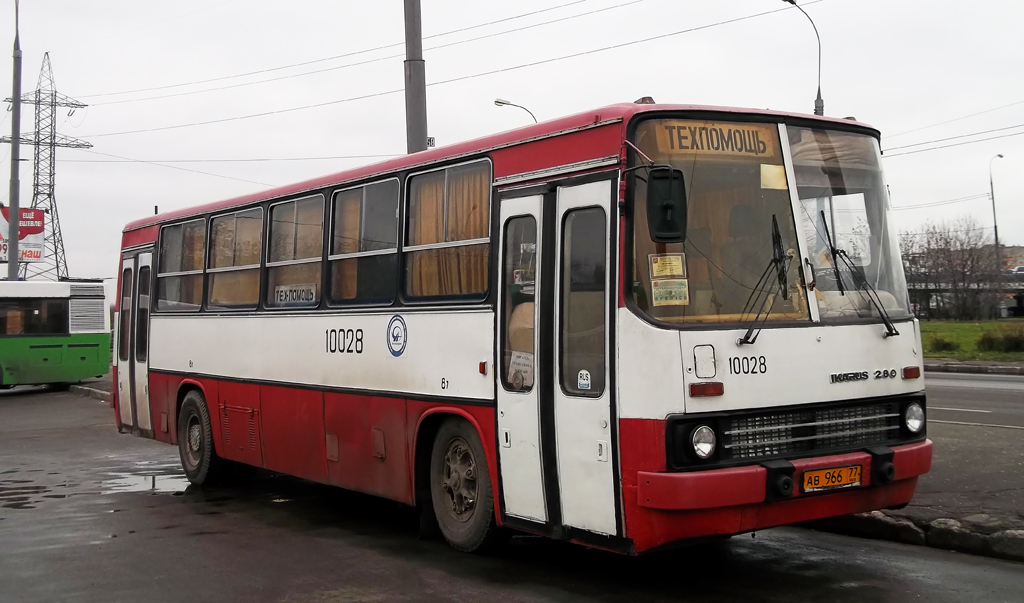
721, 403, 901, 460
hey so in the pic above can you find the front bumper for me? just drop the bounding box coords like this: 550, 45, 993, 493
638, 439, 931, 510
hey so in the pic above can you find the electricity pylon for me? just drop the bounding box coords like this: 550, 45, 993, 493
2, 52, 91, 280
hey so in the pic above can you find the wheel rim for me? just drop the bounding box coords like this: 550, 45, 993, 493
440, 437, 477, 523
183, 413, 202, 470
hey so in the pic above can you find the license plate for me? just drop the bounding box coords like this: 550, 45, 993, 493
802, 465, 862, 492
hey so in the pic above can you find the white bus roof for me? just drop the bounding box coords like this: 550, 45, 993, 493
0, 281, 104, 298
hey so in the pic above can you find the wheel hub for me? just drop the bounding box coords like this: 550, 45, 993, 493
441, 438, 477, 520
188, 424, 201, 453
183, 415, 203, 469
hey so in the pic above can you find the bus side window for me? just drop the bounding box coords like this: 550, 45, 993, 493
156, 219, 206, 312
501, 216, 537, 392
404, 160, 491, 299
329, 180, 399, 305
266, 195, 324, 308
119, 268, 132, 361
208, 207, 263, 310
560, 207, 606, 397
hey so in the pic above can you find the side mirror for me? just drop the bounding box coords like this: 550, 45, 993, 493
646, 166, 687, 243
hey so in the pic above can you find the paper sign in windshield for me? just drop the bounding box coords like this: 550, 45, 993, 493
649, 253, 686, 279
652, 279, 689, 307
508, 351, 534, 390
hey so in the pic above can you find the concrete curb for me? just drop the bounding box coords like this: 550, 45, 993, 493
69, 385, 112, 404
804, 512, 1024, 563
924, 363, 1024, 375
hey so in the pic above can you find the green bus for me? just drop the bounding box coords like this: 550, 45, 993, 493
0, 280, 110, 388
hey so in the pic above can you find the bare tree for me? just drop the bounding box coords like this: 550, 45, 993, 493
899, 216, 997, 320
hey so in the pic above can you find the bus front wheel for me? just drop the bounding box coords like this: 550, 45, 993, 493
429, 417, 503, 553
177, 390, 227, 486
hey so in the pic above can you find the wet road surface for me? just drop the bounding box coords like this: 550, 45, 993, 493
1, 388, 1022, 603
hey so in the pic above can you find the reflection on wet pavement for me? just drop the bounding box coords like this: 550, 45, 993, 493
0, 460, 191, 510
100, 472, 191, 495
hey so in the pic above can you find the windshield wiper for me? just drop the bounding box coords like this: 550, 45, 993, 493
832, 248, 900, 338
820, 210, 846, 297
818, 210, 899, 337
738, 215, 792, 346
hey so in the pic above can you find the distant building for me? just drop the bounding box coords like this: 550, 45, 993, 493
1002, 245, 1024, 269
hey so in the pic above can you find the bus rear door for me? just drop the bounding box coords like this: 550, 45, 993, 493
116, 251, 154, 435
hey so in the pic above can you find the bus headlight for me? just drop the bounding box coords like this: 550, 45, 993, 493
905, 402, 924, 433
692, 425, 716, 459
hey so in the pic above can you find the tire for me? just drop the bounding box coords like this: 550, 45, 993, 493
177, 390, 227, 486
430, 417, 503, 553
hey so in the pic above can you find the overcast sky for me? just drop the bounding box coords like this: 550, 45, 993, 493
0, 0, 1021, 289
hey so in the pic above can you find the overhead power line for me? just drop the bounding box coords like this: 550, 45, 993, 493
883, 123, 1024, 152
883, 130, 1024, 158
900, 226, 993, 238
891, 193, 989, 211
886, 99, 1024, 139
88, 0, 644, 107
79, 1, 826, 139
77, 0, 590, 99
78, 149, 277, 187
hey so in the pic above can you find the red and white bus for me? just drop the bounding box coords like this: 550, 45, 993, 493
114, 102, 932, 554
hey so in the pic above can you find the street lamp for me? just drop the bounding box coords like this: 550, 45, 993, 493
494, 98, 538, 124
990, 153, 1005, 316
782, 0, 824, 116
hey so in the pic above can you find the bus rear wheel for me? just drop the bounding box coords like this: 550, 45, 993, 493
177, 390, 227, 486
429, 418, 502, 553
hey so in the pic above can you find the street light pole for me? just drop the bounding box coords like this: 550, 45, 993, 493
7, 0, 22, 281
494, 98, 538, 124
990, 153, 1004, 316
783, 0, 824, 116
403, 0, 428, 154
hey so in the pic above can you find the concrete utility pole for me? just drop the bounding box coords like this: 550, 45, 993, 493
403, 0, 428, 153
990, 153, 1004, 316
7, 0, 22, 281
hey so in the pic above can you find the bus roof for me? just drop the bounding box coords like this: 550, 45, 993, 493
123, 102, 878, 233
0, 281, 74, 298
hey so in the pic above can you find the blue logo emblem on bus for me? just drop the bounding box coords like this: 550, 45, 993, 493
387, 315, 408, 357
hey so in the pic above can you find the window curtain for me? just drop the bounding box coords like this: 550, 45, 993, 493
444, 164, 490, 295
407, 163, 490, 297
408, 172, 446, 296
331, 191, 363, 300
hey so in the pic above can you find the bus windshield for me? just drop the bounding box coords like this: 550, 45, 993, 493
788, 126, 911, 321
630, 118, 809, 324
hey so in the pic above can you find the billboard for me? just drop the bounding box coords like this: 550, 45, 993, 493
0, 208, 46, 263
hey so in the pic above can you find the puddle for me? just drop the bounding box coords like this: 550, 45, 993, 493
0, 484, 48, 509
102, 472, 191, 495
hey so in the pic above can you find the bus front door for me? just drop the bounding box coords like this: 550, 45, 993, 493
496, 176, 618, 538
552, 178, 617, 537
116, 252, 154, 435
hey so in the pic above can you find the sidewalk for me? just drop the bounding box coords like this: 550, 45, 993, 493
70, 373, 112, 404
925, 358, 1024, 375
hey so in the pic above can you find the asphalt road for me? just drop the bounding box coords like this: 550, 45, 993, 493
1, 388, 1022, 603
926, 373, 1024, 428
887, 372, 1024, 528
